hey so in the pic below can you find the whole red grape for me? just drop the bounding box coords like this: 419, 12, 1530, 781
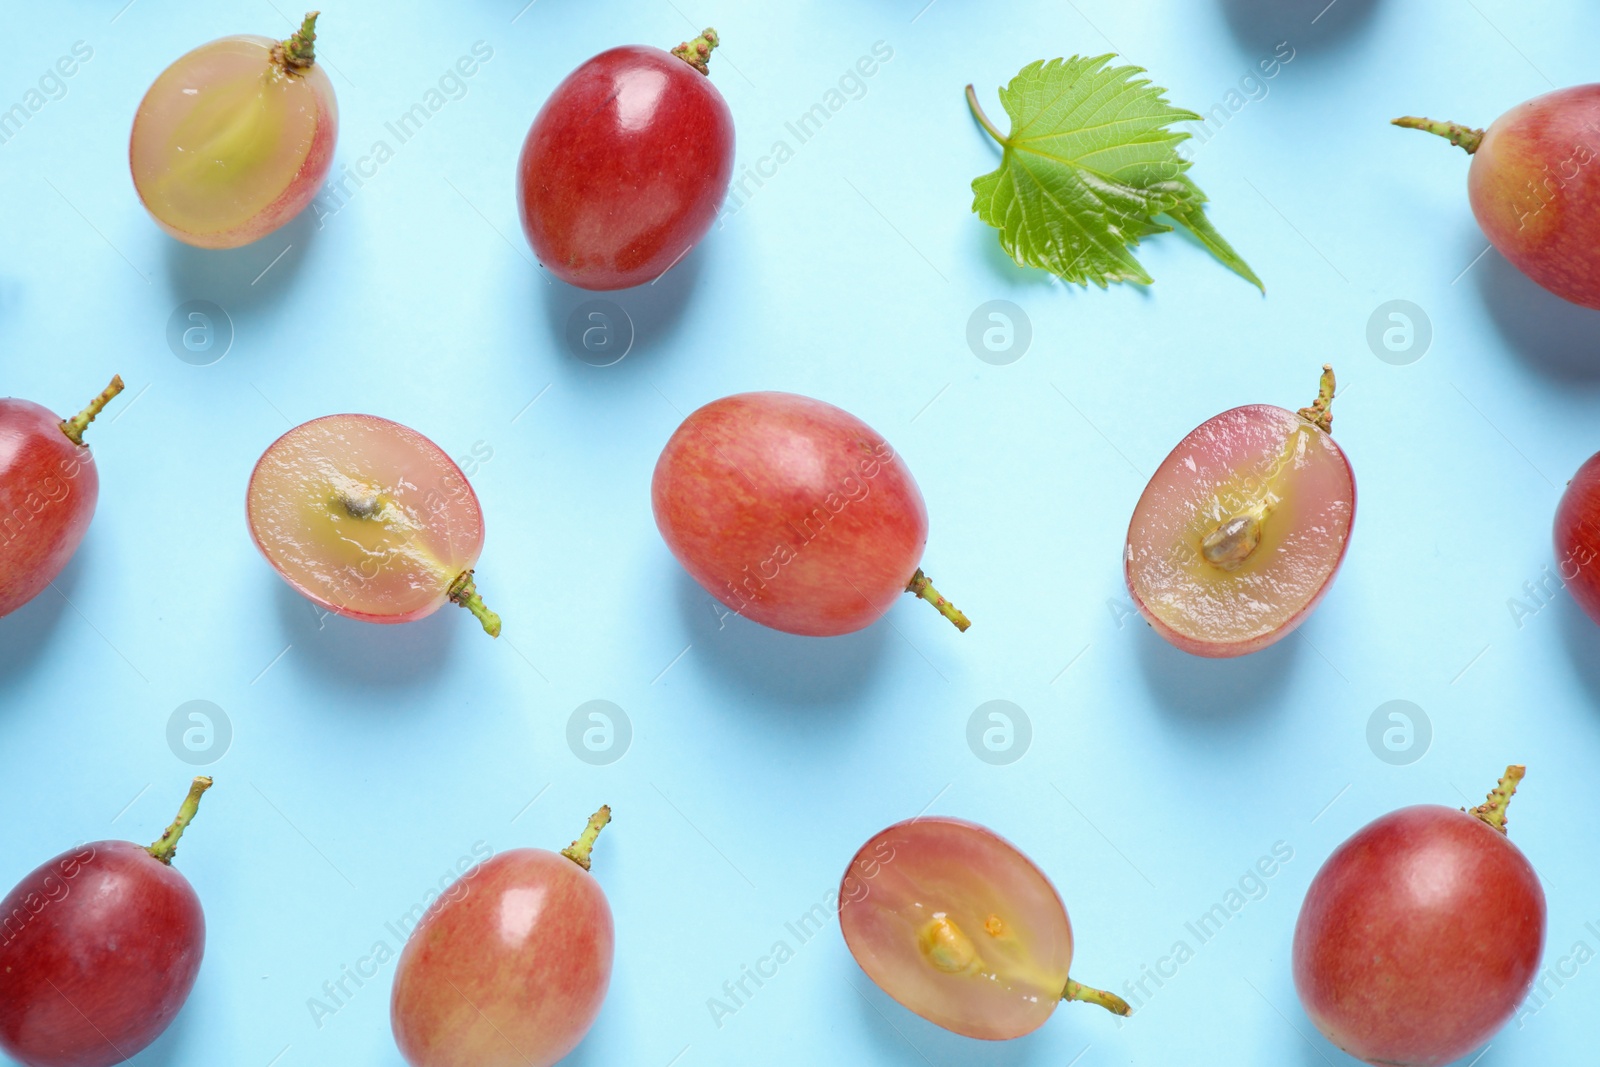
0, 778, 213, 1067
1, 377, 123, 619
652, 391, 969, 636
1292, 767, 1545, 1066
517, 29, 735, 289
391, 808, 615, 1067
1395, 87, 1600, 308
1554, 450, 1600, 624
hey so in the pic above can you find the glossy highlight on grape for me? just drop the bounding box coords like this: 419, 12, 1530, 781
1, 376, 123, 619
0, 778, 213, 1067
131, 12, 338, 249
1125, 366, 1355, 657
246, 414, 501, 635
839, 816, 1128, 1041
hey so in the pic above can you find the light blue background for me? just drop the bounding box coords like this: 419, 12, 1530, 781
3, 1, 1598, 1064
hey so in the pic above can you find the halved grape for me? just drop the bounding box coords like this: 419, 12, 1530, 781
839, 817, 1126, 1041
245, 414, 500, 635
130, 13, 337, 249
1124, 366, 1355, 657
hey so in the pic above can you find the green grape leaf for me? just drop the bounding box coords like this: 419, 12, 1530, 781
969, 55, 1262, 291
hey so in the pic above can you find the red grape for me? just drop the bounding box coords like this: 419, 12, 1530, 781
652, 392, 969, 637
1554, 450, 1600, 624
1395, 88, 1600, 308
1, 376, 124, 619
391, 807, 615, 1067
1124, 366, 1354, 657
246, 414, 501, 635
131, 13, 337, 249
839, 817, 1128, 1041
1293, 767, 1546, 1066
0, 778, 212, 1067
517, 29, 735, 290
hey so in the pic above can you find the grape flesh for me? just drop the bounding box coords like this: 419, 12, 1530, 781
130, 16, 337, 249
1554, 449, 1600, 625
1124, 375, 1354, 657
839, 817, 1087, 1040
517, 33, 735, 290
246, 414, 498, 633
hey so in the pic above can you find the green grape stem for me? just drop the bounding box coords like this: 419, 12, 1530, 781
447, 569, 502, 638
1468, 765, 1526, 835
147, 777, 214, 865
1392, 116, 1484, 155
965, 85, 1010, 146
670, 28, 719, 75
273, 11, 320, 75
58, 375, 124, 447
1064, 977, 1133, 1016
906, 569, 971, 632
1296, 364, 1337, 433
560, 806, 613, 871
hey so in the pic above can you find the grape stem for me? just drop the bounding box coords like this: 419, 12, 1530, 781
906, 569, 971, 632
147, 777, 214, 866
447, 569, 502, 638
670, 28, 719, 75
272, 11, 320, 75
1392, 116, 1484, 155
1064, 977, 1132, 1016
1467, 765, 1526, 835
965, 85, 1010, 147
58, 375, 124, 447
1296, 364, 1336, 433
560, 805, 613, 872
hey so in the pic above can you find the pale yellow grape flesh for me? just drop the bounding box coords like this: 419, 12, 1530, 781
246, 416, 484, 621
131, 35, 324, 240
1127, 405, 1354, 646
841, 820, 1074, 1040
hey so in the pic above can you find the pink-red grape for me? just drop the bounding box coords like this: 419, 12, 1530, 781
1, 376, 123, 619
245, 414, 500, 635
391, 808, 615, 1067
0, 778, 212, 1067
1396, 87, 1600, 309
1124, 366, 1354, 657
131, 13, 337, 249
517, 30, 735, 289
652, 392, 968, 636
839, 817, 1127, 1041
1293, 767, 1545, 1066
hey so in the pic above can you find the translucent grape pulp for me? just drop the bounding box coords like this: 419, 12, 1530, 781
246, 415, 487, 626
